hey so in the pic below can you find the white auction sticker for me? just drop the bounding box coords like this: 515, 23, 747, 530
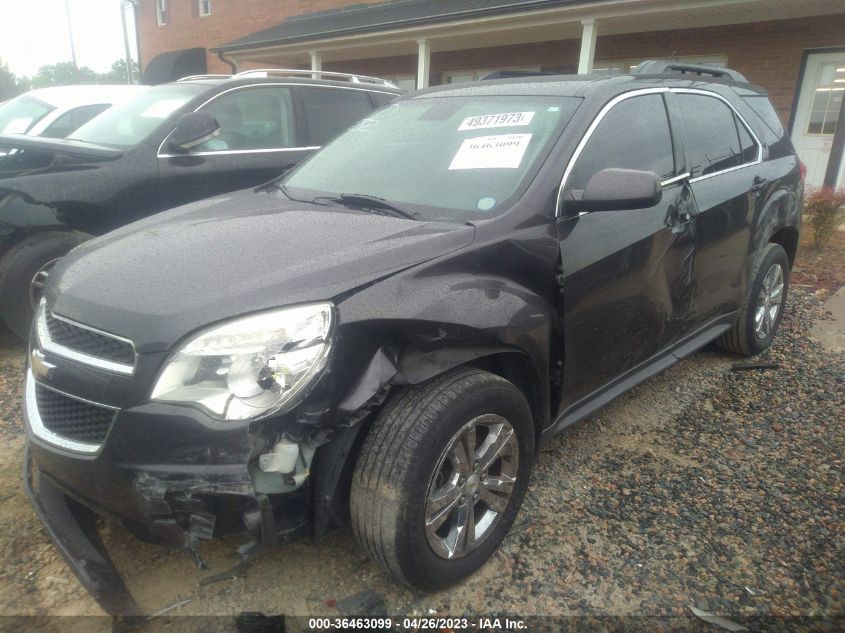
448, 134, 533, 170
458, 111, 535, 131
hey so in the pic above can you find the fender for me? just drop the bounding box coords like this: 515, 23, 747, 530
0, 189, 66, 255
311, 342, 543, 539
747, 177, 801, 277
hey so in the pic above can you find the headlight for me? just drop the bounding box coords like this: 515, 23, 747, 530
151, 303, 333, 421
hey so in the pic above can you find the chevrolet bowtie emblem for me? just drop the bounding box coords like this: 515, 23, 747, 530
30, 348, 55, 380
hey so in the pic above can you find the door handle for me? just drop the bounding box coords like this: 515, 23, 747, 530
751, 176, 768, 192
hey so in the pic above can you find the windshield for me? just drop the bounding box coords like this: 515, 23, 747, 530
0, 96, 55, 134
68, 84, 206, 148
282, 95, 580, 221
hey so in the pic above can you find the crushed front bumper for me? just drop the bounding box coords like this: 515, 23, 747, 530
22, 363, 312, 616
23, 444, 142, 615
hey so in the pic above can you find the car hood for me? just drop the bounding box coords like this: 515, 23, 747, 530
48, 190, 475, 352
0, 134, 122, 179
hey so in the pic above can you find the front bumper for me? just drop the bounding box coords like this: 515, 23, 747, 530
22, 365, 311, 615
23, 444, 142, 615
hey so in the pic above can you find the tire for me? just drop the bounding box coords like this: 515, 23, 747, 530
717, 242, 790, 356
0, 231, 89, 339
350, 367, 535, 590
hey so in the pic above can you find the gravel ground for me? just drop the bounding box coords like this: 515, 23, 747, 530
0, 288, 842, 632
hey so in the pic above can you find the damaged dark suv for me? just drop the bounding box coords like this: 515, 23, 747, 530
23, 61, 802, 615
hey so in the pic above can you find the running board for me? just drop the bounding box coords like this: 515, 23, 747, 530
542, 313, 736, 441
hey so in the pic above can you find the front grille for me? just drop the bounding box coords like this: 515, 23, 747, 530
34, 384, 115, 445
45, 312, 135, 366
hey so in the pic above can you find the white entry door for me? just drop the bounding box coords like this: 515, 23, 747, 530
792, 51, 845, 188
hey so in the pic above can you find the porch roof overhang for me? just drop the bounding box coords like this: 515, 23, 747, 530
213, 0, 845, 66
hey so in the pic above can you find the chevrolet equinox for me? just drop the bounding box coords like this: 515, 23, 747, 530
23, 61, 803, 615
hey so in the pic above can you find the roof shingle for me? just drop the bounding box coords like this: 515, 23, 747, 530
213, 0, 600, 52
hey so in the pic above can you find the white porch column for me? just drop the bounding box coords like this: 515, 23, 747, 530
416, 38, 431, 89
577, 19, 597, 74
309, 51, 322, 79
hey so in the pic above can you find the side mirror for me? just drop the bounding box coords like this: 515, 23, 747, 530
168, 111, 220, 152
568, 168, 662, 212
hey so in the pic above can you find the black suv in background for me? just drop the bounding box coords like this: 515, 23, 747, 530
23, 62, 802, 615
0, 70, 402, 337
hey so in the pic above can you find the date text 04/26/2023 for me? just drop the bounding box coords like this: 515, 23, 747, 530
308, 617, 528, 630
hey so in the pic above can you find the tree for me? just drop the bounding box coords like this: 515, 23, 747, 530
99, 59, 140, 85
0, 58, 23, 102
30, 62, 100, 89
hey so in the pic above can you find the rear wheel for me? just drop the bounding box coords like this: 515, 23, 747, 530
0, 232, 89, 339
717, 242, 790, 356
350, 368, 534, 589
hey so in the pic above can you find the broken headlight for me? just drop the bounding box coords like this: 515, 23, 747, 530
151, 303, 333, 421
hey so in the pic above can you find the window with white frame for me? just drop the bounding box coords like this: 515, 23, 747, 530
156, 0, 168, 26
198, 0, 212, 17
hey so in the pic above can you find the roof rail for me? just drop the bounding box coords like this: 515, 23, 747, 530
233, 68, 400, 89
632, 60, 748, 83
176, 74, 233, 82
480, 70, 559, 80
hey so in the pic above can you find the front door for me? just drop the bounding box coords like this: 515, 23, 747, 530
556, 91, 696, 410
792, 51, 845, 188
157, 85, 311, 209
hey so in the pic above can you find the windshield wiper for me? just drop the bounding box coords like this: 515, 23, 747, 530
336, 193, 417, 220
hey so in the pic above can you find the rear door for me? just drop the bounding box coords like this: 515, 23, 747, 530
556, 90, 697, 409
156, 85, 313, 208
672, 90, 761, 329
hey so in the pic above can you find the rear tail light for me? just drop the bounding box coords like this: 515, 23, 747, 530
799, 161, 807, 181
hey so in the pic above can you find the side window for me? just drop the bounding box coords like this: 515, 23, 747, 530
40, 104, 110, 138
301, 87, 373, 146
676, 93, 743, 178
196, 87, 295, 152
567, 94, 675, 192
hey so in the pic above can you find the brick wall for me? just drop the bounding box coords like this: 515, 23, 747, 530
325, 15, 845, 124
595, 15, 845, 124
136, 0, 386, 74
138, 2, 845, 124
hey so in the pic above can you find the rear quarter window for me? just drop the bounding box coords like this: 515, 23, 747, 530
740, 95, 794, 158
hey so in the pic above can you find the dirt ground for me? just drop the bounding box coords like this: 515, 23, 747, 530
0, 242, 843, 632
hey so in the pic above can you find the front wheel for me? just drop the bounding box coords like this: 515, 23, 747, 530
0, 231, 89, 339
350, 368, 535, 590
717, 242, 790, 356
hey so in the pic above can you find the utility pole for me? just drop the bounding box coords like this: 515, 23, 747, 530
120, 0, 135, 84
64, 0, 78, 69
124, 0, 143, 82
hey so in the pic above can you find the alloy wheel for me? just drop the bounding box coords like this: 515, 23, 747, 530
424, 414, 519, 559
754, 263, 784, 339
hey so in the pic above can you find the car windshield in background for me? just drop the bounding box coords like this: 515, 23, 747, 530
68, 84, 205, 148
282, 95, 581, 221
0, 96, 54, 134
